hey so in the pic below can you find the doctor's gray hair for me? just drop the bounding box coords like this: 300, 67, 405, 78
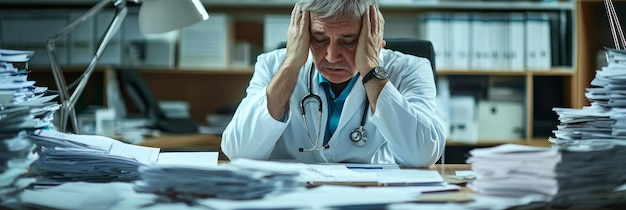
298, 0, 377, 21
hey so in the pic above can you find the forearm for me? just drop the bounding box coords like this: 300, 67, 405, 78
373, 84, 446, 168
221, 91, 288, 160
363, 78, 387, 112
266, 63, 302, 120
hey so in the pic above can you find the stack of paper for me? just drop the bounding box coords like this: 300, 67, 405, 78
0, 49, 55, 204
552, 49, 626, 144
467, 144, 560, 200
28, 130, 160, 184
134, 158, 307, 200
1, 49, 60, 133
552, 142, 626, 207
0, 132, 37, 204
468, 143, 626, 209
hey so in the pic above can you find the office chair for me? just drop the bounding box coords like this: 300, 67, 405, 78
383, 38, 436, 79
275, 38, 436, 78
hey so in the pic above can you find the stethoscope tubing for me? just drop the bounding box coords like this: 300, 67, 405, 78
298, 64, 369, 152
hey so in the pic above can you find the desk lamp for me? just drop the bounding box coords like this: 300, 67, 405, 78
47, 0, 209, 133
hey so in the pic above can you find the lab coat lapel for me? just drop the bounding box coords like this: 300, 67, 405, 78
335, 81, 366, 133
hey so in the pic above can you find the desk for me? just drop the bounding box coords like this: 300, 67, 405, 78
138, 133, 221, 150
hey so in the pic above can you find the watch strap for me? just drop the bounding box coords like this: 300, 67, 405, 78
362, 68, 377, 84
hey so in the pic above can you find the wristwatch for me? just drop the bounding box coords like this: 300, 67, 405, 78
362, 66, 388, 84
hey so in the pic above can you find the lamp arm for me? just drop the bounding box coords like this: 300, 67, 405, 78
46, 0, 128, 133
70, 4, 128, 108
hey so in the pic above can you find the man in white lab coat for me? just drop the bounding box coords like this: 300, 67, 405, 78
221, 0, 445, 168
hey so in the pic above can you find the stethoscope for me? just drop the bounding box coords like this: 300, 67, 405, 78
298, 64, 369, 152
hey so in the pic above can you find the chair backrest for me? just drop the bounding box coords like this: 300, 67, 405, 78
275, 38, 436, 77
383, 38, 436, 75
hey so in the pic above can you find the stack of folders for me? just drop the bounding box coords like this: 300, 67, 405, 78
134, 158, 306, 201
467, 143, 626, 209
28, 130, 160, 185
0, 49, 59, 204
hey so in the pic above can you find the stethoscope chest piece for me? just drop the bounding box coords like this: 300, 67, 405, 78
350, 126, 367, 147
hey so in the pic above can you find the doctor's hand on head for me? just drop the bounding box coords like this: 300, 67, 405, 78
355, 5, 385, 75
284, 3, 311, 69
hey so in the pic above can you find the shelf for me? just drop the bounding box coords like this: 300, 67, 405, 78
446, 140, 526, 147
446, 138, 551, 147
379, 1, 573, 10
437, 68, 575, 76
136, 68, 254, 75
0, 0, 574, 10
28, 66, 255, 75
8, 1, 576, 160
31, 66, 575, 76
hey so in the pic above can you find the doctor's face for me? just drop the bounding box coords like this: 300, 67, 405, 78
309, 14, 361, 84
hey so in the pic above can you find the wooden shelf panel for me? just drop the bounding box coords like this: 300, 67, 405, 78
446, 138, 551, 147
437, 69, 574, 76
0, 0, 575, 10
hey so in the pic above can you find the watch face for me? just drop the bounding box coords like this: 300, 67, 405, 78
374, 66, 388, 79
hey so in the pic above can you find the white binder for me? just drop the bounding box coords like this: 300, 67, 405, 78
470, 13, 486, 70
450, 13, 470, 70
508, 13, 526, 71
1, 10, 70, 66
264, 15, 290, 52
178, 13, 230, 69
421, 12, 449, 70
526, 12, 551, 70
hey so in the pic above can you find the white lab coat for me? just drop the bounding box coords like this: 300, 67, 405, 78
221, 48, 446, 168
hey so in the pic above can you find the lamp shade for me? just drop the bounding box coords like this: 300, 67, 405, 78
139, 0, 209, 34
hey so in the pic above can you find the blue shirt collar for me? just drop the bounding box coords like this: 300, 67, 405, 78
318, 73, 360, 100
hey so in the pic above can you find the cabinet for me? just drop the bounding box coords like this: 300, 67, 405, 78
1, 0, 579, 149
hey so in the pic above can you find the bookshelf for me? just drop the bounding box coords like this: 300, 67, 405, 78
1, 0, 578, 150
575, 0, 626, 108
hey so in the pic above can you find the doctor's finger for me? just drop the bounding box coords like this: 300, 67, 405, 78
375, 7, 385, 35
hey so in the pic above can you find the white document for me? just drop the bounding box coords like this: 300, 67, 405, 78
32, 130, 160, 165
374, 169, 445, 186
200, 185, 420, 210
20, 182, 125, 210
0, 49, 34, 62
301, 164, 379, 185
156, 152, 219, 168
108, 141, 159, 165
